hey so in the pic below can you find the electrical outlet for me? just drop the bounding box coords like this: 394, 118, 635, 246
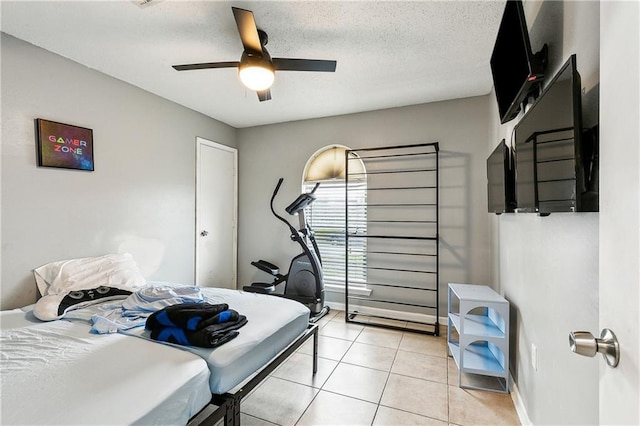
531, 343, 538, 372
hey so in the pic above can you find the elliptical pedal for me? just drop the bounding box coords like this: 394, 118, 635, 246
251, 260, 280, 275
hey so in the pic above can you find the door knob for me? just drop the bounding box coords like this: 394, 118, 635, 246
569, 328, 620, 368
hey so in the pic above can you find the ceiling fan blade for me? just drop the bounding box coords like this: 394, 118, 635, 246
257, 89, 272, 102
272, 58, 337, 72
172, 61, 239, 71
232, 7, 263, 54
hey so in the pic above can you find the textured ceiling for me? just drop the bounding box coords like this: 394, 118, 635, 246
0, 0, 505, 128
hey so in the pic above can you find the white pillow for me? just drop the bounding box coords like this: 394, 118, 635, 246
33, 253, 146, 321
34, 253, 145, 297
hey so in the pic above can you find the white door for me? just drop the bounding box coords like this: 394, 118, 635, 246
599, 2, 639, 423
195, 137, 237, 289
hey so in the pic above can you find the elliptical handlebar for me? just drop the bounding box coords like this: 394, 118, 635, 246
273, 177, 284, 194
270, 178, 300, 237
269, 178, 322, 260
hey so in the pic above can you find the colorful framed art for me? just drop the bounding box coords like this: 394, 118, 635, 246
36, 118, 94, 171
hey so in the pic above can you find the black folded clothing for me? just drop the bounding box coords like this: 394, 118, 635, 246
150, 315, 248, 348
198, 309, 241, 329
145, 302, 229, 331
146, 302, 248, 348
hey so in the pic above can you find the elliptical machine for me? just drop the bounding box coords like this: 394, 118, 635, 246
243, 178, 330, 322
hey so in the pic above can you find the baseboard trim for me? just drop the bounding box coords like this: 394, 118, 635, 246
509, 373, 532, 425
325, 301, 447, 326
326, 301, 346, 312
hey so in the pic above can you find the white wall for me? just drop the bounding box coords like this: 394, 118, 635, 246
599, 1, 640, 423
237, 96, 494, 316
491, 1, 600, 424
0, 33, 237, 309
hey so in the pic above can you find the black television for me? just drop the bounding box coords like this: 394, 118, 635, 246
490, 0, 546, 124
487, 139, 516, 214
514, 54, 597, 214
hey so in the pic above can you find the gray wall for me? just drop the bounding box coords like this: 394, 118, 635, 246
1, 33, 237, 310
237, 96, 494, 317
490, 1, 600, 424
599, 1, 640, 422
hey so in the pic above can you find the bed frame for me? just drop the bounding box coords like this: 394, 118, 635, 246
188, 322, 319, 426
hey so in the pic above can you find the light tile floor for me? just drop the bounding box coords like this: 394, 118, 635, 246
239, 309, 520, 425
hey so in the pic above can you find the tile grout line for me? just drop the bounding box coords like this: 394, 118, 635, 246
370, 329, 404, 425
294, 319, 363, 425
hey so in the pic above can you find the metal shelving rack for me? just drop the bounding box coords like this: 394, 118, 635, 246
345, 142, 440, 336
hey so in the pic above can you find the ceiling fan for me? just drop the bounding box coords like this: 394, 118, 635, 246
172, 7, 337, 102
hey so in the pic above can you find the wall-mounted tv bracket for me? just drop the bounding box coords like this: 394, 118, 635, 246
522, 44, 550, 112
534, 44, 549, 75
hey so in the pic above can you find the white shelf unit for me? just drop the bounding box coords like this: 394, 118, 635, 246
447, 283, 509, 393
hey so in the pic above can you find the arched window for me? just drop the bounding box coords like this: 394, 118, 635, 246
302, 146, 367, 289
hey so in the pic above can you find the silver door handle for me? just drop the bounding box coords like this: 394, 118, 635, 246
200, 230, 209, 237
569, 328, 620, 368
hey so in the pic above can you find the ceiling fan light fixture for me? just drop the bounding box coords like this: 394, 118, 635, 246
172, 7, 337, 101
239, 64, 274, 91
238, 52, 275, 91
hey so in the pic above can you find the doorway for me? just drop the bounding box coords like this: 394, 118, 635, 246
195, 137, 237, 289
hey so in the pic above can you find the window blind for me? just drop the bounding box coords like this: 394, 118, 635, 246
304, 180, 367, 287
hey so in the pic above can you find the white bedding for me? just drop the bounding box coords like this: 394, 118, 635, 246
0, 309, 212, 425
0, 284, 312, 426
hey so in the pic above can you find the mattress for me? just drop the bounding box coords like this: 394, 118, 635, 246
0, 308, 212, 425
196, 288, 310, 394
126, 287, 311, 394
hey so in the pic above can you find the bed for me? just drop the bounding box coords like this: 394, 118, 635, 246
1, 254, 319, 426
0, 307, 212, 425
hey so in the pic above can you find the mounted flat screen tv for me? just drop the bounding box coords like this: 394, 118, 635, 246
490, 0, 546, 124
487, 140, 516, 214
514, 54, 596, 214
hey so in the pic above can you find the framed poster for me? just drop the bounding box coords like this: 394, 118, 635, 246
36, 119, 94, 171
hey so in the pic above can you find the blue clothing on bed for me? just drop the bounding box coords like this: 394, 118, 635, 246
145, 302, 232, 331
148, 317, 248, 348
146, 303, 248, 348
90, 285, 205, 334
